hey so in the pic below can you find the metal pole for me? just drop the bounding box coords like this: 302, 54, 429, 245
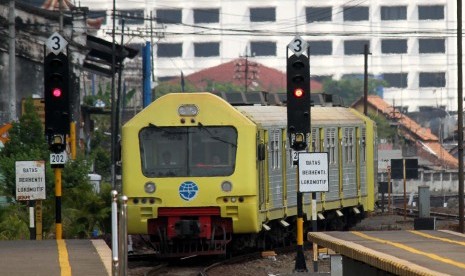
8, 0, 17, 122
311, 193, 318, 272
118, 196, 128, 276
111, 190, 119, 276
403, 159, 407, 220
111, 0, 117, 191
457, 0, 464, 234
29, 200, 35, 240
55, 168, 63, 239
294, 191, 307, 272
363, 44, 369, 115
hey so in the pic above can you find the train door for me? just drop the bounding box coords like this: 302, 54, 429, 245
268, 128, 284, 209
258, 129, 267, 211
342, 127, 357, 198
324, 127, 340, 201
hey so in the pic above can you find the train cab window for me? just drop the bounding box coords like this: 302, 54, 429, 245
139, 126, 237, 177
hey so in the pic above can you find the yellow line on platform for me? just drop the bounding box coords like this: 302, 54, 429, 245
351, 231, 465, 270
408, 230, 465, 247
57, 240, 72, 276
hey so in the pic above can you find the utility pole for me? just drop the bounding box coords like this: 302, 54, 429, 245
363, 44, 370, 116
457, 0, 464, 233
59, 0, 63, 32
8, 0, 16, 122
234, 47, 258, 92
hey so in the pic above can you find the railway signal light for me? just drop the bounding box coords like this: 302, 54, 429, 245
287, 54, 310, 135
44, 52, 70, 139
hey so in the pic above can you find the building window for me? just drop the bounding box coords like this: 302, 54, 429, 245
156, 9, 182, 24
157, 43, 183, 57
418, 5, 444, 20
308, 41, 332, 55
250, 7, 276, 22
419, 39, 445, 53
119, 9, 144, 25
88, 10, 107, 25
381, 6, 407, 20
419, 72, 446, 87
383, 73, 408, 88
306, 7, 332, 22
344, 40, 369, 55
250, 41, 276, 56
194, 42, 220, 57
381, 39, 407, 54
343, 6, 369, 21
194, 8, 220, 24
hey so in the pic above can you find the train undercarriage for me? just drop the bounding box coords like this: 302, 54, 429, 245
146, 205, 365, 258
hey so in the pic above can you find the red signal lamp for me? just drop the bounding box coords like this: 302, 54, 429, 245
294, 88, 304, 98
52, 87, 62, 97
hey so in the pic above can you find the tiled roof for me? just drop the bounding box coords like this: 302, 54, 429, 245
170, 58, 323, 93
361, 95, 458, 169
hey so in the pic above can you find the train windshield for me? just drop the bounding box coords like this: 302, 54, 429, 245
139, 126, 237, 177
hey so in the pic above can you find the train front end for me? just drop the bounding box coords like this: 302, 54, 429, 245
122, 93, 259, 257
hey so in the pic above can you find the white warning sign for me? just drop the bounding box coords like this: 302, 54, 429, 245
298, 152, 329, 192
15, 161, 46, 201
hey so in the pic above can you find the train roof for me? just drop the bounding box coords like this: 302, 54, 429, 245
236, 105, 365, 128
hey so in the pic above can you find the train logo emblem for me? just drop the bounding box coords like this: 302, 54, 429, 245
179, 181, 199, 201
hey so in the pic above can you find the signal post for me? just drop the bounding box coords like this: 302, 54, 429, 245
44, 32, 70, 240
287, 36, 311, 272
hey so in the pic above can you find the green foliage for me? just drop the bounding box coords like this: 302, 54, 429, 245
369, 114, 398, 142
0, 98, 112, 240
322, 77, 386, 106
0, 98, 50, 197
0, 204, 30, 240
154, 79, 246, 99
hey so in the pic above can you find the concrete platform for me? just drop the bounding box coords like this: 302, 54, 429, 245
0, 239, 111, 276
308, 230, 465, 276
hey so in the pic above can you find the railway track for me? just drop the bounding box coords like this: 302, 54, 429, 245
129, 246, 298, 276
392, 207, 461, 221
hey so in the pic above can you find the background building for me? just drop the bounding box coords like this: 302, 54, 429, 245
71, 1, 457, 112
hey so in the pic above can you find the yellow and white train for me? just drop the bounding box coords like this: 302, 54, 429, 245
122, 92, 377, 257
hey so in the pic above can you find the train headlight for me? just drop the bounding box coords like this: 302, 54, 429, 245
221, 181, 232, 192
178, 104, 199, 116
144, 181, 156, 194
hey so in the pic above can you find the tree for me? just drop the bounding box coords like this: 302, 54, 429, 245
322, 77, 386, 106
0, 98, 111, 239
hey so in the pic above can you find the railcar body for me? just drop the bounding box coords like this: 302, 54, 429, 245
122, 92, 377, 257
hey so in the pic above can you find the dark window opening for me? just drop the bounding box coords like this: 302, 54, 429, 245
343, 6, 369, 21
381, 39, 407, 54
194, 8, 220, 24
157, 43, 183, 57
383, 73, 408, 88
381, 6, 407, 20
344, 40, 370, 55
419, 72, 446, 87
119, 9, 144, 25
419, 39, 445, 53
308, 41, 332, 55
306, 7, 332, 22
156, 9, 182, 24
250, 7, 276, 22
418, 5, 444, 20
194, 42, 220, 57
250, 41, 276, 56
